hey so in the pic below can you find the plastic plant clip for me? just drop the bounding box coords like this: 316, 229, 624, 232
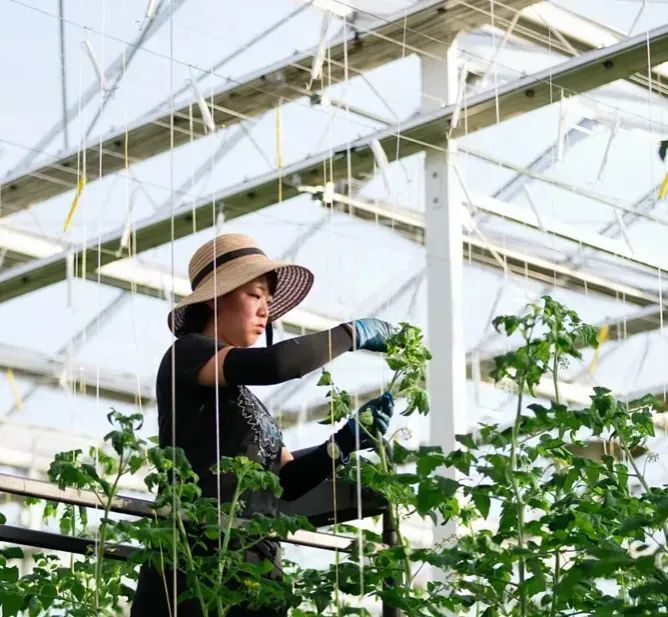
370, 138, 391, 194
215, 206, 225, 233
139, 0, 159, 31
660, 173, 668, 201
588, 323, 609, 373
448, 61, 470, 136
63, 175, 87, 232
187, 75, 216, 134
6, 369, 23, 413
119, 188, 138, 252
309, 11, 332, 88
82, 40, 111, 93
145, 0, 159, 19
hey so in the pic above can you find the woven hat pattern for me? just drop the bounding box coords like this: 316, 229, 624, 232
168, 234, 313, 335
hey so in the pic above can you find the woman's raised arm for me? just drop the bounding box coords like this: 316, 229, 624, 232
197, 324, 353, 386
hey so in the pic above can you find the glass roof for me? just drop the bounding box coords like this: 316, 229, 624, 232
1, 0, 668, 523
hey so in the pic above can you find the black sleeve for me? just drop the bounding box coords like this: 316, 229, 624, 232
278, 427, 355, 502
172, 334, 223, 384
223, 324, 353, 386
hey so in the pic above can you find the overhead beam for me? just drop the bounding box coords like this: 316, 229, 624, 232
2, 24, 668, 302
0, 0, 533, 214
0, 300, 335, 407
0, 222, 335, 335
13, 0, 189, 171
515, 2, 668, 96
312, 190, 664, 306
0, 341, 151, 405
469, 192, 668, 273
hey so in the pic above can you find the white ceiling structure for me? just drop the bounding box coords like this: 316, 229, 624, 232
1, 0, 668, 531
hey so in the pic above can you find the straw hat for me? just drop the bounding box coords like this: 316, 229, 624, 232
168, 234, 313, 335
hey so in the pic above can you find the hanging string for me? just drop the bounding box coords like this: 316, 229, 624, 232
276, 98, 284, 203
167, 0, 178, 609
323, 35, 343, 616
339, 13, 366, 598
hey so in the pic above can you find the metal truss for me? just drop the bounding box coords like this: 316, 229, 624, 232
516, 2, 668, 97
1, 25, 667, 302
0, 0, 533, 214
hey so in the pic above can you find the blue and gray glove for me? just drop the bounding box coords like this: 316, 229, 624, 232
346, 392, 394, 449
350, 318, 396, 352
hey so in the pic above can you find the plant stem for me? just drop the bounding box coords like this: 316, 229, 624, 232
617, 434, 668, 542
373, 429, 412, 587
387, 370, 402, 394
509, 374, 527, 617
217, 471, 244, 615
94, 452, 124, 610
176, 508, 209, 617
551, 334, 563, 617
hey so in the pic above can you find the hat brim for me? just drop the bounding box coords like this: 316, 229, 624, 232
168, 256, 313, 335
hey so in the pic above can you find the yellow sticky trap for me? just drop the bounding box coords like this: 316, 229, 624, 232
63, 175, 87, 232
6, 369, 23, 412
275, 101, 283, 203
588, 324, 610, 373
659, 172, 668, 201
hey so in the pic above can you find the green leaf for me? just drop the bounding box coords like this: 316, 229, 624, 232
472, 491, 491, 519
317, 370, 332, 386
455, 433, 476, 449
0, 547, 23, 560
0, 592, 23, 617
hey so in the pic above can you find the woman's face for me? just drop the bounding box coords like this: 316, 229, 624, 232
207, 275, 272, 347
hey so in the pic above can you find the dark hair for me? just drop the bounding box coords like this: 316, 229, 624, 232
265, 270, 278, 296
176, 302, 212, 337
176, 271, 278, 337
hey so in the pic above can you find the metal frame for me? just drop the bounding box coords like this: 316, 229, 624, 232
0, 467, 386, 552
2, 24, 667, 302
0, 0, 533, 213
515, 2, 668, 96
313, 191, 664, 306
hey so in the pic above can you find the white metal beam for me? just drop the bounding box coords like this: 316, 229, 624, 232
468, 192, 668, 273
3, 23, 668, 303
0, 0, 533, 214
422, 37, 463, 551
516, 2, 668, 95
308, 190, 665, 306
0, 222, 335, 335
0, 341, 152, 406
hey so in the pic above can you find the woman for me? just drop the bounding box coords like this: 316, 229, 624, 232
131, 234, 395, 616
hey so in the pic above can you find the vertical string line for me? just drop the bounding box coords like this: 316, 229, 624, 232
209, 50, 224, 581
92, 0, 106, 609
338, 13, 365, 599
645, 31, 667, 429
167, 0, 178, 613
319, 27, 342, 614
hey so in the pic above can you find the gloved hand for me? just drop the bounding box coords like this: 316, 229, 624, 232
350, 318, 395, 352
346, 392, 394, 449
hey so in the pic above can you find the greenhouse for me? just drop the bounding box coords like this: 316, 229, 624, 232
0, 0, 667, 614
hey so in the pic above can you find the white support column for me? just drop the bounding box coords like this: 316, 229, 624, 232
422, 40, 466, 548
